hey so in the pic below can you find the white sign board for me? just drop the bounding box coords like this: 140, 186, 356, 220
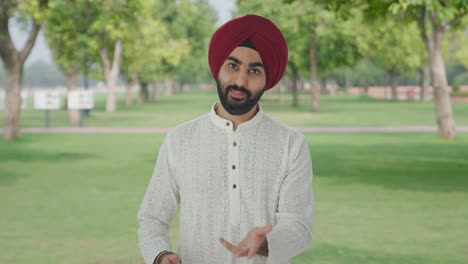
0, 90, 28, 110
34, 91, 62, 110
68, 90, 94, 110
21, 91, 28, 109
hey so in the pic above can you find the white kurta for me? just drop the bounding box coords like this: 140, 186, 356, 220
138, 104, 313, 264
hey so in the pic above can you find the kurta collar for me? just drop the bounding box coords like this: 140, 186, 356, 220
209, 102, 265, 132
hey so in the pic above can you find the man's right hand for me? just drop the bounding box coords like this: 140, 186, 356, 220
160, 253, 181, 264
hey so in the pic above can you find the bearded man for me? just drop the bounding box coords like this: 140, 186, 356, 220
138, 14, 314, 264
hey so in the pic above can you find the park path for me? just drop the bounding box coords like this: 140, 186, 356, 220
19, 126, 468, 134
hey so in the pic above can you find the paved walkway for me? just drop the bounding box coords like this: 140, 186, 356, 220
19, 126, 468, 134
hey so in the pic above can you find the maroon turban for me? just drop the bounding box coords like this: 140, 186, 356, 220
208, 14, 288, 90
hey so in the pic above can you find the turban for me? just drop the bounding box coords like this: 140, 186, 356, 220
208, 14, 288, 90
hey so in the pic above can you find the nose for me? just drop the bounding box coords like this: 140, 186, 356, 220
233, 70, 248, 88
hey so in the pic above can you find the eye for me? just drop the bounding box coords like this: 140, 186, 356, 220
228, 63, 238, 70
249, 68, 261, 75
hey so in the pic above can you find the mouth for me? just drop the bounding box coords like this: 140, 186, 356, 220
228, 87, 248, 100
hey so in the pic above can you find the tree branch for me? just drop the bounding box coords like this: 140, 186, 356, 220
99, 46, 111, 78
111, 39, 122, 79
449, 8, 468, 27
416, 6, 429, 43
18, 20, 41, 64
0, 2, 17, 66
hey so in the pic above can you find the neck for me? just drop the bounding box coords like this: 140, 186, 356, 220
215, 103, 259, 131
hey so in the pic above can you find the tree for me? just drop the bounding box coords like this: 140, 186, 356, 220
86, 0, 142, 112
0, 0, 49, 140
388, 0, 468, 139
119, 0, 193, 105
45, 0, 90, 125
239, 0, 309, 107
148, 0, 215, 96
367, 19, 423, 100
240, 0, 366, 111
319, 0, 467, 138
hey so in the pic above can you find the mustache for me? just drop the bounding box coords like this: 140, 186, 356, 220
225, 85, 252, 97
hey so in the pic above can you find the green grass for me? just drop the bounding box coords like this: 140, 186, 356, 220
1, 133, 468, 263
4, 89, 468, 128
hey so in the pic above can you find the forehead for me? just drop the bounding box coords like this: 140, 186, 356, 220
226, 47, 263, 64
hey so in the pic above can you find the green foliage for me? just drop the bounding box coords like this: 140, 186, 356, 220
120, 0, 216, 84
170, 0, 217, 84
120, 1, 177, 83
389, 0, 468, 30
314, 8, 368, 76
239, 0, 367, 80
367, 19, 423, 76
348, 60, 387, 87
16, 0, 49, 22
45, 0, 90, 74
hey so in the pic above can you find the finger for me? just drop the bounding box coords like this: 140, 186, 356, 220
235, 248, 249, 258
219, 237, 242, 255
255, 224, 273, 236
167, 254, 180, 264
247, 247, 257, 259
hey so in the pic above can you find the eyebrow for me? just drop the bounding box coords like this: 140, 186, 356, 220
227, 56, 264, 68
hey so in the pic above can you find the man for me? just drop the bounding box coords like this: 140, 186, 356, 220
138, 14, 313, 264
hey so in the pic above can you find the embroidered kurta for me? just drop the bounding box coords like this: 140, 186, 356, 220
138, 104, 313, 264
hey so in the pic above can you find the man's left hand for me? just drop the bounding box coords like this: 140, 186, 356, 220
219, 224, 272, 259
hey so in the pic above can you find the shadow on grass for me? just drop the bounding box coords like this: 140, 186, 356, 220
0, 139, 96, 186
312, 140, 468, 193
0, 146, 95, 163
0, 168, 23, 186
293, 243, 463, 264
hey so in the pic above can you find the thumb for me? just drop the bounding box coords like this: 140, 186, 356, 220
255, 224, 273, 236
166, 254, 180, 264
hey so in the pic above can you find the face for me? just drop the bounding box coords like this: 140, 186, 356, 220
217, 47, 267, 115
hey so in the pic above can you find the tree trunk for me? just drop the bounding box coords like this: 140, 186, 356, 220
290, 64, 299, 107
279, 81, 286, 104
139, 82, 149, 104
65, 71, 80, 126
416, 7, 433, 103
152, 82, 161, 102
164, 78, 174, 96
125, 81, 133, 107
174, 82, 181, 94
345, 69, 351, 91
430, 27, 456, 139
125, 72, 138, 107
1, 13, 41, 140
363, 86, 369, 96
320, 78, 327, 95
99, 39, 122, 113
309, 39, 320, 112
389, 72, 399, 101
419, 66, 430, 101
4, 65, 23, 140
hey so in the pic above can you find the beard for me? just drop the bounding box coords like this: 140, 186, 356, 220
216, 79, 264, 116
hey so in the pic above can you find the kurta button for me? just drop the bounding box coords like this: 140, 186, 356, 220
233, 184, 237, 189
233, 142, 237, 147
226, 122, 230, 126
232, 165, 236, 170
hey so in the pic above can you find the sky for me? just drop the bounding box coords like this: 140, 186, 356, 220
9, 0, 236, 66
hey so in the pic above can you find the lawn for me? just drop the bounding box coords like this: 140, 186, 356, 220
4, 89, 468, 128
1, 133, 467, 263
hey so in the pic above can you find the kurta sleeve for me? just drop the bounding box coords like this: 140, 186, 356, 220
138, 135, 180, 264
266, 135, 313, 263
